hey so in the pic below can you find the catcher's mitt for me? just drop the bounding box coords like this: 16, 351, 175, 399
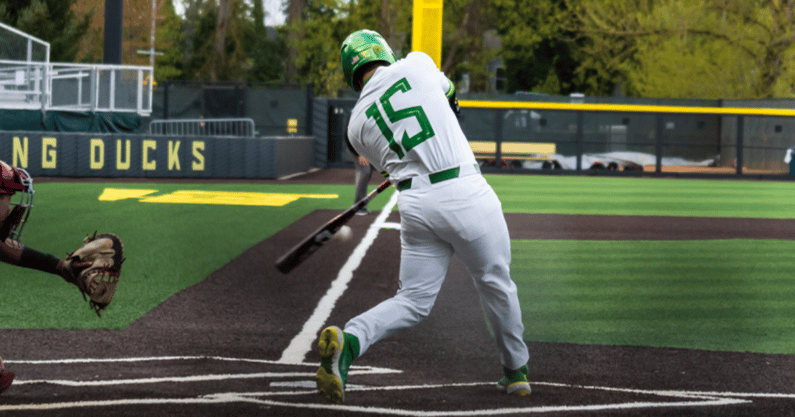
60, 232, 124, 317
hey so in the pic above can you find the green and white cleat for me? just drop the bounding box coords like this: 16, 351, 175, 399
316, 326, 355, 404
496, 365, 532, 396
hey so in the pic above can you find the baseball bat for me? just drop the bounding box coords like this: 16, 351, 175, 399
275, 179, 392, 274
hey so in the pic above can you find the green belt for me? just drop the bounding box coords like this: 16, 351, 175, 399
396, 166, 464, 191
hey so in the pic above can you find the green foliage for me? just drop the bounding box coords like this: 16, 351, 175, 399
290, 0, 413, 96
291, 0, 350, 95
248, 0, 285, 83
152, 0, 187, 81
174, 0, 283, 83
4, 0, 793, 97
493, 0, 588, 95
565, 0, 795, 99
0, 0, 92, 62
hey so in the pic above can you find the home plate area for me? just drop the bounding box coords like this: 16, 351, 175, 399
0, 356, 768, 415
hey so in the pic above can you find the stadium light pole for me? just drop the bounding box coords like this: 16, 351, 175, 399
149, 0, 155, 66
138, 0, 163, 67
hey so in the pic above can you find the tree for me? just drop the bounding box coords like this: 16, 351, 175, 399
566, 0, 795, 99
0, 0, 92, 62
441, 0, 496, 92
287, 0, 512, 94
179, 0, 253, 82
71, 0, 185, 80
248, 0, 285, 83
153, 0, 186, 80
492, 0, 591, 95
284, 0, 306, 87
285, 0, 412, 95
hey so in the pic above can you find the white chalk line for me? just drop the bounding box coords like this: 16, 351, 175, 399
0, 370, 764, 415
7, 355, 301, 366
202, 394, 748, 416
0, 355, 775, 414
5, 355, 399, 375
278, 189, 400, 365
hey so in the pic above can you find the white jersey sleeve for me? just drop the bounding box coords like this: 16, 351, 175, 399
347, 52, 476, 183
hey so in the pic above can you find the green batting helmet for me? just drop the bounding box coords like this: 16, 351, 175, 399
340, 29, 397, 91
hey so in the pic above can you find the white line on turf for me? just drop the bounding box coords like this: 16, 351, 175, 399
0, 377, 757, 414
277, 189, 400, 365
5, 356, 400, 374
380, 222, 401, 230
0, 356, 771, 414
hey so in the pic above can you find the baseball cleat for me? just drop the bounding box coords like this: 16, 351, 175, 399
316, 326, 353, 404
0, 357, 14, 395
496, 365, 531, 396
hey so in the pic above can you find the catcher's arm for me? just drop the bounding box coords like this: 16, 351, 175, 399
60, 232, 125, 317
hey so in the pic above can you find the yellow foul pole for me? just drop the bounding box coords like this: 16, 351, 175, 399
411, 0, 443, 69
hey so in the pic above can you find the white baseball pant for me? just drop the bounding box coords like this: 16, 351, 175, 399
345, 165, 530, 370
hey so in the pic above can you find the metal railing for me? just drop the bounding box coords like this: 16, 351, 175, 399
148, 118, 257, 137
0, 60, 153, 115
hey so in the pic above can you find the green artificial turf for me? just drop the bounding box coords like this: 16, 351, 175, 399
0, 182, 389, 329
512, 239, 795, 354
488, 175, 795, 218
4, 175, 795, 356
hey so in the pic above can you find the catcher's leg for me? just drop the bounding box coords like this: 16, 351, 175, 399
0, 357, 14, 395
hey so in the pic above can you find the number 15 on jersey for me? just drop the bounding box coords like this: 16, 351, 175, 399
365, 77, 435, 159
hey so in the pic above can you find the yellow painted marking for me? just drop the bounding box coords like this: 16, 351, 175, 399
459, 100, 795, 117
98, 188, 158, 201
138, 190, 337, 207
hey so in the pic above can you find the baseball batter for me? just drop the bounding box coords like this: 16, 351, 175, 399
0, 160, 124, 394
316, 29, 531, 404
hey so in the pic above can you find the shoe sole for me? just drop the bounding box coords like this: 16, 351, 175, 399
316, 326, 345, 404
506, 381, 532, 396
497, 380, 532, 396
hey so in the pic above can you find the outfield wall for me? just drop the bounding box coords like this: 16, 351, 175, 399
0, 131, 314, 179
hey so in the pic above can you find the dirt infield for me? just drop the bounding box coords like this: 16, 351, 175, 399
2, 169, 795, 416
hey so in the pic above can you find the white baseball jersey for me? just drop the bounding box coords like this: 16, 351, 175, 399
347, 52, 477, 182
342, 52, 530, 372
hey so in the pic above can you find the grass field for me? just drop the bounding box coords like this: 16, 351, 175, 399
2, 175, 794, 354
513, 239, 795, 354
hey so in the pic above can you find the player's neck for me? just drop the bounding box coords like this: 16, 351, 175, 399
361, 68, 378, 87
361, 64, 387, 89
